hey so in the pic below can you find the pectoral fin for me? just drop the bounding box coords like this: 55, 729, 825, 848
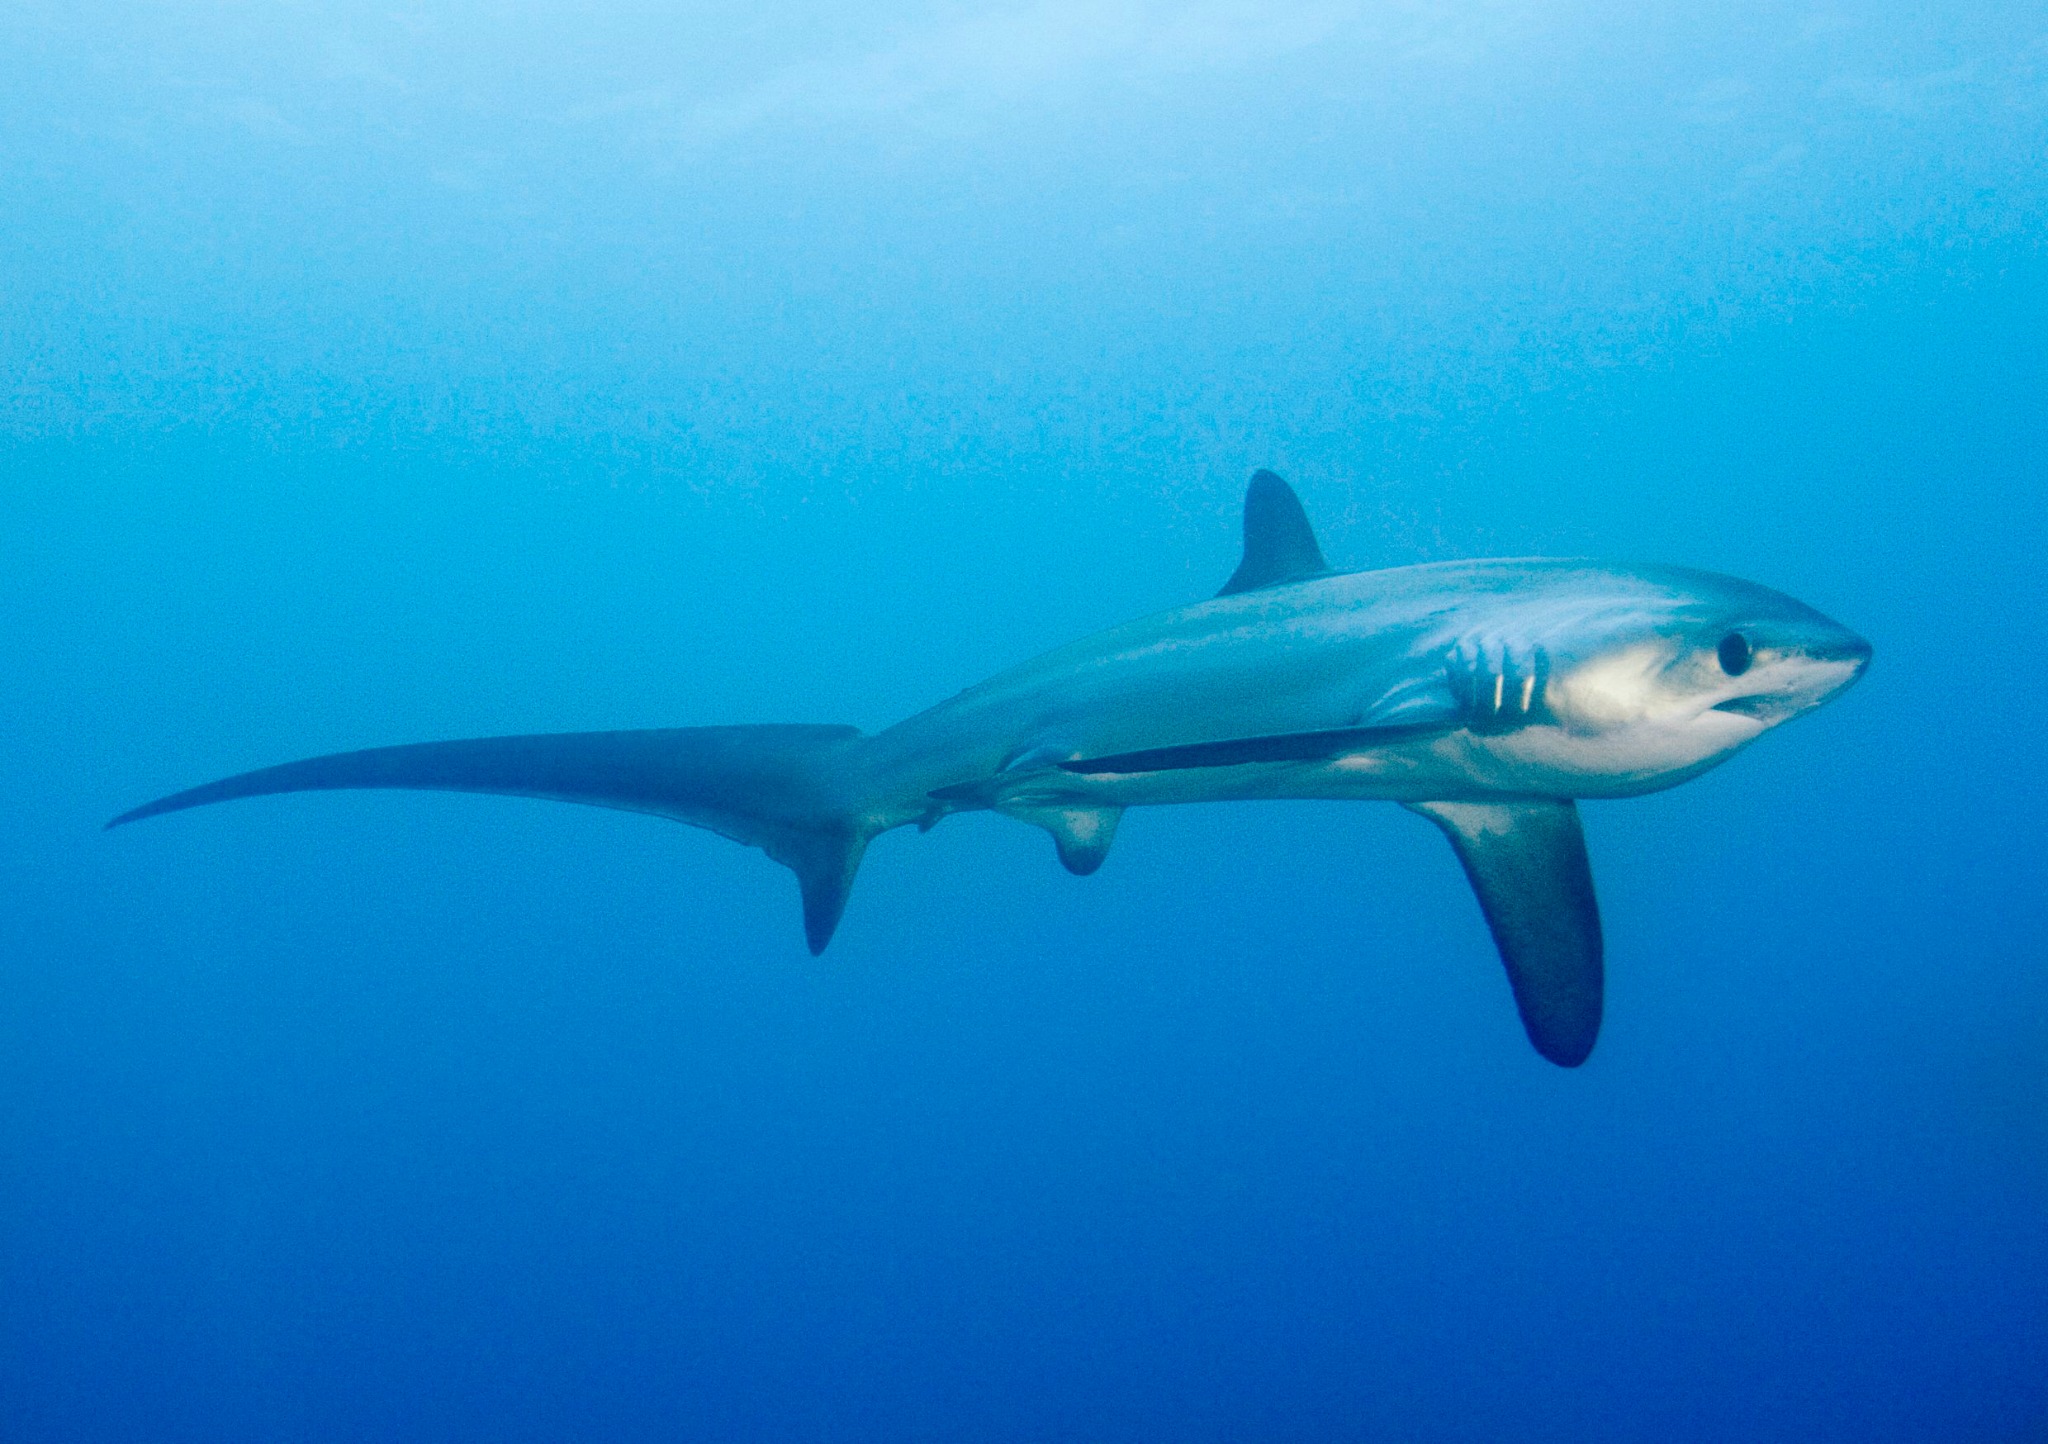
1406, 798, 1604, 1067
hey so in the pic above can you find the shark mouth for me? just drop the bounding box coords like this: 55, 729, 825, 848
1711, 693, 1798, 722
1712, 648, 1869, 725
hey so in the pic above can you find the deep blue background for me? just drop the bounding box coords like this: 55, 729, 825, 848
4, 4, 2045, 1439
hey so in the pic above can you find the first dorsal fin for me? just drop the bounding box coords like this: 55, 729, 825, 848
1217, 470, 1332, 596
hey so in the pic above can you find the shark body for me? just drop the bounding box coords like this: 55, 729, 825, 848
112, 473, 1870, 1066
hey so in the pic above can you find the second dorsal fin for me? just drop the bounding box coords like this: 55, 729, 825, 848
1217, 470, 1332, 596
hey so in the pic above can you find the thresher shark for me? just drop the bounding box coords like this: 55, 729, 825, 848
113, 473, 1870, 1066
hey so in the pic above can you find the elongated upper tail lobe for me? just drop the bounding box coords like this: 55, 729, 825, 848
109, 725, 877, 952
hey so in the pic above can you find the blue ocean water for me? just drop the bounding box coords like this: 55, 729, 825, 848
4, 4, 2045, 1440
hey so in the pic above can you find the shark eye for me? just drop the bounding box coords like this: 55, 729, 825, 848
1716, 632, 1752, 677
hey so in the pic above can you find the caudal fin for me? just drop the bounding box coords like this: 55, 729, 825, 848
108, 725, 877, 952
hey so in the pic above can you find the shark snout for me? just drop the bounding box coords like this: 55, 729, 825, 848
1825, 632, 1873, 672
1808, 627, 1872, 695
1705, 619, 1869, 725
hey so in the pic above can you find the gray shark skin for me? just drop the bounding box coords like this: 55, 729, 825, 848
110, 472, 1870, 1067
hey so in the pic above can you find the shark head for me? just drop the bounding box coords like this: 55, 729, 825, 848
1477, 565, 1871, 794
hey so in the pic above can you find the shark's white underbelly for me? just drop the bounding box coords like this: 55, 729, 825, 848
915, 708, 1768, 816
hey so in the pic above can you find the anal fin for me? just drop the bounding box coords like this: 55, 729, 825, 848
1406, 798, 1604, 1067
